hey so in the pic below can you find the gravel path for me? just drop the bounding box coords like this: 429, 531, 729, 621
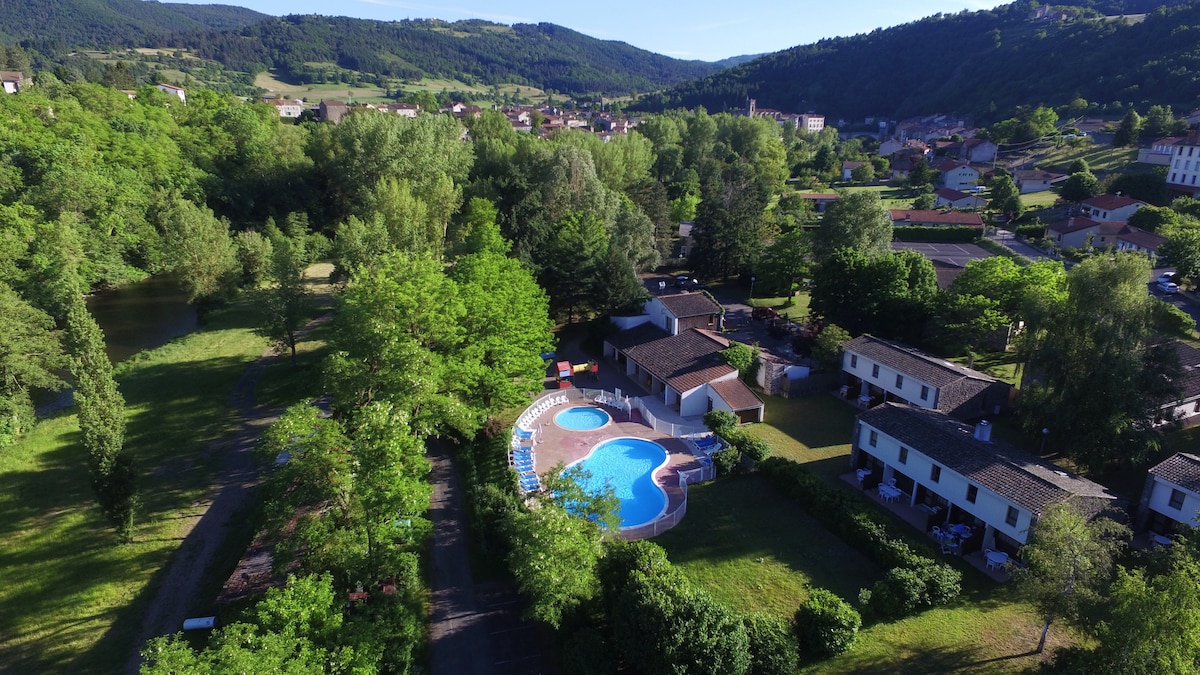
123, 313, 331, 674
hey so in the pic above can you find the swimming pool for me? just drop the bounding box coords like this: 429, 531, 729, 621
555, 406, 611, 431
569, 437, 668, 528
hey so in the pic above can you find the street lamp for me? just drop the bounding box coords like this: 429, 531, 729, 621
1040, 428, 1049, 454
750, 275, 756, 299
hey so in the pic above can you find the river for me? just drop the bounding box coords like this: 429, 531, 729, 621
86, 274, 198, 364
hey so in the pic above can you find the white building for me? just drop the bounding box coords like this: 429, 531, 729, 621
267, 98, 305, 118
1168, 129, 1200, 198
1080, 194, 1146, 222
155, 83, 186, 104
853, 403, 1120, 554
1138, 453, 1200, 536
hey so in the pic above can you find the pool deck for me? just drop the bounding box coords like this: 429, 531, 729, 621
518, 390, 707, 537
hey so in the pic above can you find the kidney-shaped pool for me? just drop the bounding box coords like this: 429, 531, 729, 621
568, 437, 668, 528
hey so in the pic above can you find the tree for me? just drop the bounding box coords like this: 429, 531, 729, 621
754, 228, 810, 299
1114, 110, 1142, 147
690, 159, 770, 279
65, 299, 137, 540
1126, 205, 1179, 234
850, 163, 874, 183
810, 191, 892, 261
812, 324, 851, 372
810, 248, 936, 341
1018, 254, 1182, 471
504, 502, 605, 628
254, 227, 312, 366
1161, 228, 1200, 281
912, 192, 937, 210
159, 196, 238, 302
929, 292, 1008, 356
989, 174, 1024, 222
1090, 546, 1200, 674
1060, 171, 1100, 204
0, 283, 66, 446
1014, 501, 1128, 654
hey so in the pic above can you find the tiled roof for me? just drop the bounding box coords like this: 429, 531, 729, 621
623, 328, 735, 393
710, 377, 763, 411
860, 403, 1118, 514
1047, 216, 1101, 235
1082, 194, 1144, 210
1149, 453, 1200, 493
843, 335, 997, 389
657, 292, 722, 318
889, 210, 984, 226
1116, 227, 1166, 250
1170, 341, 1200, 401
605, 322, 669, 351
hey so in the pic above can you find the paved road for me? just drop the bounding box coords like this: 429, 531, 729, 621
986, 229, 1058, 262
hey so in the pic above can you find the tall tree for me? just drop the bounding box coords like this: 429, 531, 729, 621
65, 299, 137, 540
254, 226, 312, 366
810, 190, 892, 261
1114, 110, 1142, 147
158, 196, 238, 302
1160, 228, 1200, 282
0, 283, 66, 446
1018, 254, 1182, 471
989, 174, 1024, 223
1014, 501, 1128, 654
1060, 171, 1101, 204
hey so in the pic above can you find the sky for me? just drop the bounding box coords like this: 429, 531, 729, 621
173, 0, 1010, 62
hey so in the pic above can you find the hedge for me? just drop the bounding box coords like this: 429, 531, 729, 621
794, 588, 861, 657
891, 226, 981, 243
1014, 223, 1046, 239
758, 458, 961, 616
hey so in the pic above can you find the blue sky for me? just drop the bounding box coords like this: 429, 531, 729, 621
173, 0, 1009, 61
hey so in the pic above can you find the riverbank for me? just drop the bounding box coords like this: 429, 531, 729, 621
0, 300, 268, 674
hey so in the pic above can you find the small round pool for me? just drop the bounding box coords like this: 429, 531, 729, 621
555, 406, 611, 431
569, 437, 668, 528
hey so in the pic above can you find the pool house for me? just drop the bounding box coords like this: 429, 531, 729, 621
851, 403, 1121, 556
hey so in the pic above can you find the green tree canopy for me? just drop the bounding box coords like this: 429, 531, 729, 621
810, 190, 892, 261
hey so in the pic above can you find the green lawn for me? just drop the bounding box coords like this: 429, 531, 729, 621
749, 293, 812, 321
658, 394, 1075, 672
0, 301, 268, 674
949, 351, 1019, 386
1027, 144, 1139, 174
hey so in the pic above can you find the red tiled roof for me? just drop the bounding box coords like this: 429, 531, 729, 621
889, 210, 984, 226
710, 377, 763, 411
622, 328, 735, 393
1082, 194, 1144, 210
1047, 216, 1102, 234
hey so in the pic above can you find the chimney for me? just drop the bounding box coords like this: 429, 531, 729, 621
973, 420, 992, 442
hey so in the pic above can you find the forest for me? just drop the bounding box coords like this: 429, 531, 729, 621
640, 0, 1200, 123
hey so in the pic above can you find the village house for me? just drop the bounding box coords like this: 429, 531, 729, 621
603, 293, 764, 423
840, 334, 1012, 420
889, 209, 984, 229
935, 159, 982, 191
1046, 216, 1165, 256
267, 98, 306, 118
1, 71, 25, 94
852, 403, 1121, 555
1137, 453, 1200, 538
1080, 193, 1147, 221
841, 160, 868, 181
1138, 137, 1182, 166
155, 83, 186, 104
1013, 169, 1066, 194
1162, 341, 1200, 427
318, 99, 349, 124
933, 188, 987, 210
799, 193, 839, 213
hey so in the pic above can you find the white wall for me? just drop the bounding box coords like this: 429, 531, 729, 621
611, 315, 653, 331
859, 421, 1033, 543
642, 297, 677, 334
1146, 476, 1200, 528
679, 384, 710, 417
843, 350, 937, 408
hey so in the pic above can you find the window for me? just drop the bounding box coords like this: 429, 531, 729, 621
898, 447, 908, 464
1172, 172, 1179, 183
930, 465, 941, 483
871, 364, 880, 378
850, 354, 858, 368
966, 485, 978, 503
895, 374, 904, 388
1170, 489, 1186, 510
920, 385, 929, 401
1005, 506, 1019, 527
868, 430, 878, 447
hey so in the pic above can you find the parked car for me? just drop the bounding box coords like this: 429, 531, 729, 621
1158, 280, 1179, 294
1157, 271, 1177, 285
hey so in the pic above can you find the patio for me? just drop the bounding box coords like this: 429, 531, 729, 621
514, 389, 710, 539
841, 471, 1013, 582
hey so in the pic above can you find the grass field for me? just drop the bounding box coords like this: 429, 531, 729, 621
254, 71, 545, 103
750, 293, 812, 321
1025, 144, 1140, 174
658, 395, 1076, 672
804, 185, 917, 210
0, 301, 268, 674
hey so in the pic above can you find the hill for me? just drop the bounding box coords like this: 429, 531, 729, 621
638, 0, 1200, 122
0, 0, 266, 48
170, 17, 721, 97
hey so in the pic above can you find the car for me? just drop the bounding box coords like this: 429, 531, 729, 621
752, 306, 779, 321
1157, 271, 1176, 285
1158, 281, 1179, 294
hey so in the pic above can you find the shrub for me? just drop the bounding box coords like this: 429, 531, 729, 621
561, 627, 618, 675
739, 436, 772, 462
794, 588, 860, 658
711, 447, 742, 476
861, 567, 926, 619
912, 559, 963, 607
1015, 223, 1046, 239
743, 613, 800, 675
704, 409, 738, 435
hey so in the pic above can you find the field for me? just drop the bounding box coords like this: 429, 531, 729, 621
802, 185, 916, 210
254, 71, 545, 103
0, 302, 268, 674
657, 395, 1078, 673
1020, 143, 1139, 174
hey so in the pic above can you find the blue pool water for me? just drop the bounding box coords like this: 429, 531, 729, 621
555, 406, 611, 431
569, 437, 668, 528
